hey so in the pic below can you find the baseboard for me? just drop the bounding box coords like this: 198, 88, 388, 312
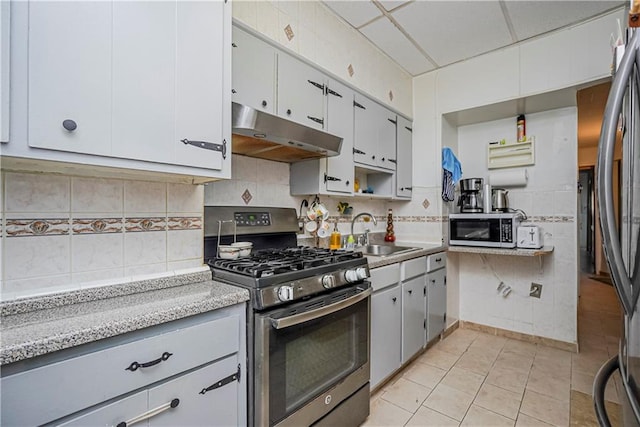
460, 320, 578, 353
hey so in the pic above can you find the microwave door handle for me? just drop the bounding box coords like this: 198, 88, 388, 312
597, 30, 639, 315
270, 288, 372, 330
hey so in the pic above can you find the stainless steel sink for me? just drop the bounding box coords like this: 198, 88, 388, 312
358, 244, 419, 257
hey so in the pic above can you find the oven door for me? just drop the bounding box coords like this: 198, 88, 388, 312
254, 284, 371, 427
449, 217, 502, 247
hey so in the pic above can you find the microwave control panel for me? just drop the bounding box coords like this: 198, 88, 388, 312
500, 220, 513, 242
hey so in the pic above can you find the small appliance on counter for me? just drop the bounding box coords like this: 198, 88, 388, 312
458, 178, 484, 213
449, 212, 523, 248
491, 188, 509, 212
517, 225, 543, 249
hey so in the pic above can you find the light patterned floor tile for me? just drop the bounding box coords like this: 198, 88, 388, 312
440, 366, 485, 396
454, 349, 496, 376
503, 339, 538, 356
423, 383, 475, 422
485, 366, 528, 395
405, 406, 460, 427
474, 383, 521, 420
515, 413, 554, 426
520, 389, 570, 426
526, 368, 571, 402
381, 378, 432, 414
417, 348, 461, 371
461, 405, 515, 427
402, 362, 447, 389
494, 351, 534, 374
362, 396, 413, 427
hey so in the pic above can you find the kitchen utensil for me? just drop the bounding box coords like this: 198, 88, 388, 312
317, 220, 330, 238
305, 220, 318, 233
306, 208, 317, 221
314, 202, 329, 218
492, 188, 509, 211
231, 241, 253, 257
218, 245, 240, 259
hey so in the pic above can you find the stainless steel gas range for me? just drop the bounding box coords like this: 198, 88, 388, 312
205, 206, 371, 427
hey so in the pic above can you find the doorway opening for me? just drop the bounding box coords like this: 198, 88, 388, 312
578, 167, 595, 274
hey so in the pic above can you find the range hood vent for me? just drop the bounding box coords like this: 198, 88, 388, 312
231, 102, 343, 163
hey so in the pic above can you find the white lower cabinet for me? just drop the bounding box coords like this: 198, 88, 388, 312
1, 305, 246, 427
427, 253, 447, 343
401, 274, 426, 364
371, 284, 401, 389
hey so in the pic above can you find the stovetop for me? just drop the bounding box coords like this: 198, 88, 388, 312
209, 247, 364, 279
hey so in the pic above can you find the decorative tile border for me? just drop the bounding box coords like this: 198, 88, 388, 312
72, 218, 123, 235
527, 215, 575, 223
168, 217, 202, 231
125, 217, 167, 233
6, 219, 71, 237
4, 216, 202, 237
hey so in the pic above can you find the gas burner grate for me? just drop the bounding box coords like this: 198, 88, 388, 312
208, 246, 363, 278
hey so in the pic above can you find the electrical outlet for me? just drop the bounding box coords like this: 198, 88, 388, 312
530, 283, 542, 298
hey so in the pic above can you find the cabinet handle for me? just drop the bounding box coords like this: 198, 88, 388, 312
388, 159, 397, 164
287, 109, 292, 115
353, 148, 366, 155
62, 119, 77, 131
402, 187, 413, 191
125, 351, 173, 372
200, 364, 242, 395
346, 180, 350, 186
405, 126, 413, 132
408, 289, 412, 295
444, 276, 447, 286
116, 398, 180, 427
372, 155, 376, 160
353, 100, 366, 110
232, 42, 237, 48
435, 257, 442, 262
262, 100, 268, 107
431, 279, 436, 283
388, 118, 397, 125
181, 138, 227, 159
307, 116, 324, 125
392, 297, 397, 303
324, 173, 342, 182
231, 88, 237, 94
308, 79, 325, 91
326, 87, 343, 98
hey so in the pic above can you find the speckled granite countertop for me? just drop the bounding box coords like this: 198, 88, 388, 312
0, 271, 249, 366
364, 243, 447, 269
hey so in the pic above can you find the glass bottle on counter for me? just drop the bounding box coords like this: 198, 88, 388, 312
384, 209, 396, 242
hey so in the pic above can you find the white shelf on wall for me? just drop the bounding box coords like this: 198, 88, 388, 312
487, 137, 535, 169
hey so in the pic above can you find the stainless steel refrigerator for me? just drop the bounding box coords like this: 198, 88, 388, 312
595, 24, 640, 427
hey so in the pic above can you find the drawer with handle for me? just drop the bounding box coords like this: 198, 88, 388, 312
1, 314, 240, 427
427, 252, 447, 272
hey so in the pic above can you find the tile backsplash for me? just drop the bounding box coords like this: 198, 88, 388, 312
1, 172, 204, 300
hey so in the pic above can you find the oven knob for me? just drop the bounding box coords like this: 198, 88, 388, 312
322, 274, 336, 289
345, 267, 367, 283
277, 285, 294, 302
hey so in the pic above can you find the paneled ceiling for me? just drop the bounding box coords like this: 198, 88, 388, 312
323, 0, 626, 76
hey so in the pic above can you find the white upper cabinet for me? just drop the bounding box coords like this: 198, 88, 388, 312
28, 1, 112, 156
353, 94, 396, 171
232, 26, 276, 114
1, 0, 10, 144
325, 79, 354, 194
395, 116, 412, 198
277, 53, 326, 130
9, 0, 231, 181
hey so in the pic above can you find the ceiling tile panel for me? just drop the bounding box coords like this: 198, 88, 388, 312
504, 1, 625, 41
391, 1, 512, 66
322, 1, 382, 28
360, 17, 435, 75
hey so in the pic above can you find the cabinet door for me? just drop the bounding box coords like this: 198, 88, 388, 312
149, 355, 239, 426
377, 109, 396, 171
371, 285, 401, 389
427, 268, 447, 343
277, 53, 325, 130
58, 391, 148, 427
402, 275, 426, 363
325, 79, 354, 194
396, 116, 413, 197
353, 94, 377, 167
232, 26, 276, 114
27, 1, 112, 156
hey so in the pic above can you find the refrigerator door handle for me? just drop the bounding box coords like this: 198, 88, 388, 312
593, 355, 619, 427
597, 30, 640, 315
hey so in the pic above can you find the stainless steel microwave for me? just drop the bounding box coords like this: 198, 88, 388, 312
449, 213, 522, 248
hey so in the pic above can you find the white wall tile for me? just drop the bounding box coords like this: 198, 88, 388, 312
124, 231, 167, 266
168, 259, 205, 271
125, 263, 168, 278
4, 235, 71, 280
73, 268, 125, 286
5, 172, 70, 213
72, 177, 123, 213
124, 181, 166, 213
2, 274, 75, 300
167, 183, 204, 213
167, 230, 202, 262
72, 233, 124, 272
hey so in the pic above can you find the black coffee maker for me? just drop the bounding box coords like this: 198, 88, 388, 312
458, 178, 484, 213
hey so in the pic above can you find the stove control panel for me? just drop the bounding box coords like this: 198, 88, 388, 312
234, 212, 271, 227
345, 267, 368, 283
277, 285, 294, 302
322, 275, 336, 289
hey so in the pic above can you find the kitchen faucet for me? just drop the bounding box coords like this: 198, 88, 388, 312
350, 212, 377, 247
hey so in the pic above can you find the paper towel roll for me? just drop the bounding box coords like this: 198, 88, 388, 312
489, 169, 528, 187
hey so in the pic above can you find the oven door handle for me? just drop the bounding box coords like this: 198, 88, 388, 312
271, 288, 372, 330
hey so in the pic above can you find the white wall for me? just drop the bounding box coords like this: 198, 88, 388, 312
455, 108, 578, 343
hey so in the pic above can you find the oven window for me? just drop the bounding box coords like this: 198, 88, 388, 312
268, 297, 368, 425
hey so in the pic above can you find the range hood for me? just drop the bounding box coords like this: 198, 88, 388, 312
231, 102, 343, 163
